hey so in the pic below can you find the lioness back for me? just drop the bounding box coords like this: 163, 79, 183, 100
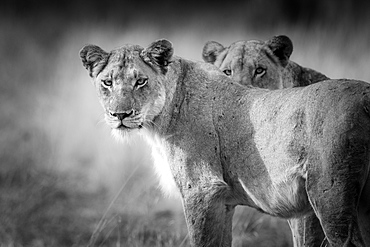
202, 35, 329, 89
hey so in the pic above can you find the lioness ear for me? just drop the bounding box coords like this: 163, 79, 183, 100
202, 41, 225, 64
141, 39, 173, 74
265, 35, 293, 67
79, 45, 110, 78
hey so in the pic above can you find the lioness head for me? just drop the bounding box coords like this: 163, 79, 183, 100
202, 35, 294, 89
79, 40, 173, 139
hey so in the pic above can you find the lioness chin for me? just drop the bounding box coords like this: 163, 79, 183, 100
80, 39, 370, 247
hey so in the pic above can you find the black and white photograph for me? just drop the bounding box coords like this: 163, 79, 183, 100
1, 0, 370, 246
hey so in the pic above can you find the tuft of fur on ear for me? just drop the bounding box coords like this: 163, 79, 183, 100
202, 41, 225, 64
79, 45, 109, 78
265, 35, 293, 67
141, 39, 173, 74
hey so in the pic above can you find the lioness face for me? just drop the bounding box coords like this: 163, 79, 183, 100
202, 35, 293, 89
80, 40, 173, 138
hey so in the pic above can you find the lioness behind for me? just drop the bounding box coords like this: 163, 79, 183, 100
80, 39, 370, 247
203, 35, 328, 89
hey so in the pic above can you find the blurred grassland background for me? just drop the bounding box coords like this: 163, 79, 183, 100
1, 0, 370, 246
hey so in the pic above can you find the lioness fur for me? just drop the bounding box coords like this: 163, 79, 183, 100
80, 39, 370, 247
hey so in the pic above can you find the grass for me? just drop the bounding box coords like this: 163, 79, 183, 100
0, 15, 369, 247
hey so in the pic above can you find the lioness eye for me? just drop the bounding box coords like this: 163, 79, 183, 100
136, 78, 148, 88
255, 67, 266, 76
102, 79, 113, 88
223, 69, 232, 76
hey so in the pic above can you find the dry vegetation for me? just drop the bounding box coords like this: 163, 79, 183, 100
1, 6, 370, 246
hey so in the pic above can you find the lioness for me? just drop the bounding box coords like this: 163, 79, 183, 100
202, 35, 328, 89
203, 35, 331, 246
80, 39, 370, 247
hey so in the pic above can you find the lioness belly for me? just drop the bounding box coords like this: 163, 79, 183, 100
239, 171, 311, 218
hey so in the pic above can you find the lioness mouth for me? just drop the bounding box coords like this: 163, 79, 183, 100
117, 121, 143, 130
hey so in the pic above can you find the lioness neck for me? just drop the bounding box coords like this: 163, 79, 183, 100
152, 57, 245, 135
149, 58, 186, 135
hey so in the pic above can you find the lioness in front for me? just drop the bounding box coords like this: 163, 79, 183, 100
80, 40, 370, 247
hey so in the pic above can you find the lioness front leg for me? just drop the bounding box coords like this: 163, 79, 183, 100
288, 213, 326, 247
182, 182, 235, 247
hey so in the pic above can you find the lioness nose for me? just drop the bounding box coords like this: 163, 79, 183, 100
110, 109, 134, 120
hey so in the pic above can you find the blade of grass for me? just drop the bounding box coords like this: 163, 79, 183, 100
88, 164, 140, 246
178, 233, 188, 247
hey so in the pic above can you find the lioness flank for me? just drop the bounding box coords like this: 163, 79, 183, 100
80, 39, 370, 247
